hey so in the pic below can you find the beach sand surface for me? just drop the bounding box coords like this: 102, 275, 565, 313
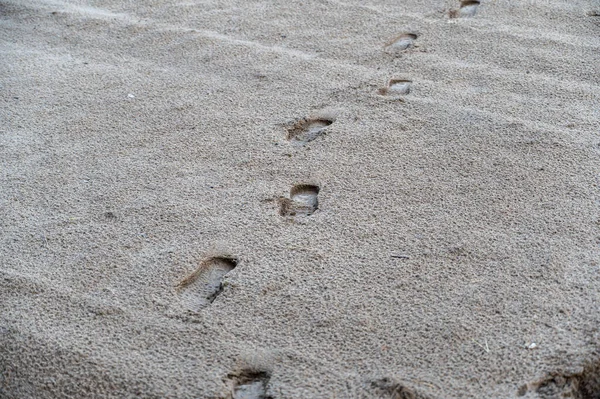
1, 0, 600, 397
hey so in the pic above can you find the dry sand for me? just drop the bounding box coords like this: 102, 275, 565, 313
1, 0, 600, 397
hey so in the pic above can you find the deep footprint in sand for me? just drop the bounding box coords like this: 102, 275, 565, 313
378, 79, 412, 96
228, 371, 272, 399
385, 33, 418, 52
460, 0, 480, 16
286, 118, 333, 144
450, 0, 480, 17
279, 184, 319, 216
177, 256, 238, 312
518, 358, 600, 398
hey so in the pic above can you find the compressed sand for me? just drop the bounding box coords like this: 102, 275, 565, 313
1, 0, 600, 398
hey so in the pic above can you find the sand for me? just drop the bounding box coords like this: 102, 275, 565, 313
1, 0, 600, 397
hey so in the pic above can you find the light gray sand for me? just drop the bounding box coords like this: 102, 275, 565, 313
1, 0, 600, 398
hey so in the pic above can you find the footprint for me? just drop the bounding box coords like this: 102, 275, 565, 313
460, 0, 480, 16
371, 378, 431, 399
518, 358, 600, 398
286, 118, 333, 144
279, 184, 319, 216
177, 256, 238, 312
228, 371, 272, 399
385, 33, 418, 52
451, 0, 480, 17
378, 79, 412, 96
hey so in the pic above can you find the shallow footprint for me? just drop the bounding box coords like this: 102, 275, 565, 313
279, 184, 319, 216
177, 256, 238, 312
229, 371, 272, 399
378, 79, 412, 96
385, 33, 418, 52
287, 118, 333, 144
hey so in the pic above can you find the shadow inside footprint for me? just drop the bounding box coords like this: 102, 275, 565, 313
287, 118, 333, 144
458, 0, 480, 17
519, 358, 600, 398
228, 371, 272, 399
177, 256, 238, 312
378, 79, 412, 96
279, 184, 319, 216
371, 378, 432, 399
386, 33, 418, 51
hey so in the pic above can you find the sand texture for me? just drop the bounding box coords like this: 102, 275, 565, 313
1, 0, 600, 397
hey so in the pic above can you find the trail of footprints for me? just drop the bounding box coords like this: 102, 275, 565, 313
173, 1, 489, 397
380, 31, 417, 96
